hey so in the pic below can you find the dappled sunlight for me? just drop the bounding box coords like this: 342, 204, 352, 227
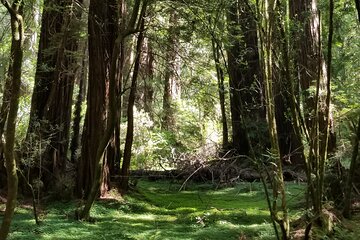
5, 180, 297, 239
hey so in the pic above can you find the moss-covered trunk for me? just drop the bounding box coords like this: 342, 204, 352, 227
0, 0, 24, 238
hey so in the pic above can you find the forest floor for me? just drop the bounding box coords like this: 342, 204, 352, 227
2, 180, 360, 240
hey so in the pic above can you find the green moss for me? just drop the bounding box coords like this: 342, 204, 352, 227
3, 180, 308, 240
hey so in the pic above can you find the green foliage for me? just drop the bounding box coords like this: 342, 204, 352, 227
125, 108, 178, 169
331, 1, 360, 114
3, 180, 308, 240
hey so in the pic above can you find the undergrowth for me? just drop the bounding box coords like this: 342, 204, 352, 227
1, 180, 311, 239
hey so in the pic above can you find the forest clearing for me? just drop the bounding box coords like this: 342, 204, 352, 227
1, 0, 360, 239
0, 180, 328, 239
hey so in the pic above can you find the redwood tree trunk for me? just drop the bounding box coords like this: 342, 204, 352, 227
211, 38, 228, 148
25, 0, 82, 192
70, 42, 88, 164
78, 0, 146, 220
162, 10, 181, 131
76, 0, 117, 198
0, 53, 13, 189
226, 0, 264, 155
343, 116, 360, 218
143, 40, 155, 116
290, 0, 334, 217
0, 0, 23, 238
106, 0, 128, 180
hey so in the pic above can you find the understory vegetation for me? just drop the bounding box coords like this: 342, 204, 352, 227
4, 180, 360, 239
6, 180, 303, 240
0, 0, 359, 239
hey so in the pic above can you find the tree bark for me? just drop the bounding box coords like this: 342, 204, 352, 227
0, 58, 13, 189
70, 42, 88, 164
25, 0, 82, 192
211, 38, 228, 148
119, 17, 145, 192
343, 116, 360, 218
355, 0, 360, 23
272, 3, 305, 166
258, 0, 290, 237
76, 0, 117, 198
78, 0, 146, 220
106, 0, 129, 180
226, 0, 264, 155
137, 37, 154, 117
162, 9, 181, 131
143, 40, 155, 116
0, 0, 23, 238
290, 0, 333, 216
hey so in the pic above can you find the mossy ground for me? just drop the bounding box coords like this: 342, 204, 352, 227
0, 180, 314, 239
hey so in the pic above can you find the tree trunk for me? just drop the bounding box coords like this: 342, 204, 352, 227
226, 0, 264, 155
119, 16, 146, 192
78, 0, 146, 220
76, 0, 117, 198
70, 42, 88, 164
272, 6, 305, 167
0, 60, 13, 189
211, 38, 228, 148
137, 37, 155, 117
0, 1, 23, 238
162, 9, 181, 131
290, 0, 333, 216
343, 116, 360, 218
106, 0, 129, 180
25, 0, 82, 192
143, 40, 155, 116
355, 0, 360, 23
258, 0, 290, 238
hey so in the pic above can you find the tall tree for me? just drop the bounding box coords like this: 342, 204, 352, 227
272, 2, 305, 166
78, 0, 147, 220
25, 0, 83, 191
119, 15, 146, 191
137, 37, 155, 116
70, 42, 88, 164
290, 0, 332, 217
0, 0, 24, 238
343, 115, 360, 218
258, 0, 290, 238
211, 38, 228, 148
226, 0, 264, 155
76, 0, 118, 198
162, 9, 181, 131
106, 0, 129, 180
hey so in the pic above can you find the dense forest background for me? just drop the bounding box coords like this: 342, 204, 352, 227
0, 0, 359, 239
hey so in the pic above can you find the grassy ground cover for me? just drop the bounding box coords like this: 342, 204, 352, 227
1, 180, 313, 239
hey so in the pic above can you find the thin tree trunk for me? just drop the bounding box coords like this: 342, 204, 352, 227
355, 0, 360, 23
0, 1, 23, 238
0, 60, 13, 189
143, 39, 154, 116
211, 38, 228, 148
290, 0, 332, 217
119, 16, 146, 192
70, 43, 88, 164
343, 116, 360, 218
258, 0, 289, 238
